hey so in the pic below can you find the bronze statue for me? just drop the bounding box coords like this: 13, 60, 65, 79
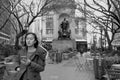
58, 18, 71, 40
61, 18, 69, 33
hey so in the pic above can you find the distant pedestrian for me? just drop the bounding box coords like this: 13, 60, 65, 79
79, 48, 84, 56
13, 32, 47, 80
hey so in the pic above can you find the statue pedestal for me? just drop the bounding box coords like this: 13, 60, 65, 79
52, 39, 76, 52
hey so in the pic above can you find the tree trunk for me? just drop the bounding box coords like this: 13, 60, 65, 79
107, 40, 113, 50
104, 28, 113, 51
14, 30, 28, 52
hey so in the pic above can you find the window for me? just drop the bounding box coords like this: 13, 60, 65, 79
75, 22, 82, 34
46, 17, 54, 35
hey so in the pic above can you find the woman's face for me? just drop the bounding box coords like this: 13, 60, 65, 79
26, 34, 36, 47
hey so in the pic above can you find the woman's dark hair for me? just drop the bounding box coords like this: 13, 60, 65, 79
24, 32, 39, 48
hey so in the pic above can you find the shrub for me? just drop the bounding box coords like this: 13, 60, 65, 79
0, 44, 18, 60
42, 43, 52, 51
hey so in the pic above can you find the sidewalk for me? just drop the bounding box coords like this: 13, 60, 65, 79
41, 55, 95, 80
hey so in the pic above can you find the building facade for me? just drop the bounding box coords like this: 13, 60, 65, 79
29, 0, 87, 52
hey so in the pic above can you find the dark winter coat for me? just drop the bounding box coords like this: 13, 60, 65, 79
13, 46, 47, 80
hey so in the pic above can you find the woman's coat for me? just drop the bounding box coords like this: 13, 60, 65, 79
13, 46, 47, 80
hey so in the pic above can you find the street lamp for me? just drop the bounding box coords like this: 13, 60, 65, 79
93, 33, 97, 50
100, 26, 103, 52
24, 23, 29, 32
21, 24, 29, 46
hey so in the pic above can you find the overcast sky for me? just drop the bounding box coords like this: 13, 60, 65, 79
75, 0, 107, 44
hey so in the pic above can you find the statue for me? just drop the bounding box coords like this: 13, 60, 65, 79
58, 18, 71, 40
61, 18, 69, 33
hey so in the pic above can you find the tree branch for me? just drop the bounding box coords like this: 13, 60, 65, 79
0, 13, 11, 30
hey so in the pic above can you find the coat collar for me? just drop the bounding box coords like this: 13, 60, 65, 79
22, 46, 42, 60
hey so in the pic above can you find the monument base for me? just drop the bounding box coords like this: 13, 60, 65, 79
52, 39, 76, 52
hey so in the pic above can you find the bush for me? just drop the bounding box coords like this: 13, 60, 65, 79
105, 50, 120, 56
0, 44, 18, 60
42, 43, 52, 51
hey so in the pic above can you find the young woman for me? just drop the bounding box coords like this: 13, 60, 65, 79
14, 32, 47, 80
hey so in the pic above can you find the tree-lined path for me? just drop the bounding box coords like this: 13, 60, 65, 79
41, 54, 95, 80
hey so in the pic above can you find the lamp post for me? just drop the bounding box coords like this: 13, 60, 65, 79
100, 26, 103, 52
21, 24, 29, 46
40, 29, 43, 44
93, 33, 97, 50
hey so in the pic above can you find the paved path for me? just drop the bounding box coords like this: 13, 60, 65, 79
41, 55, 95, 80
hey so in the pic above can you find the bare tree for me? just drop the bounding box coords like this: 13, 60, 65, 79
76, 0, 120, 50
0, 0, 12, 31
1, 0, 53, 50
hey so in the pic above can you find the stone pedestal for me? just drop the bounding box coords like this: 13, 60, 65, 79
52, 39, 76, 52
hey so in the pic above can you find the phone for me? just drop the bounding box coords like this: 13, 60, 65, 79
21, 56, 27, 62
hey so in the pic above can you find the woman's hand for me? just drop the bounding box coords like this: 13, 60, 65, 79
26, 59, 31, 65
21, 59, 31, 65
21, 59, 26, 64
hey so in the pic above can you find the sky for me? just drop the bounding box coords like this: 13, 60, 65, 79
75, 0, 107, 46
21, 0, 107, 46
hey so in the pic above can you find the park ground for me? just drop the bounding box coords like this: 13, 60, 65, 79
41, 54, 95, 80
